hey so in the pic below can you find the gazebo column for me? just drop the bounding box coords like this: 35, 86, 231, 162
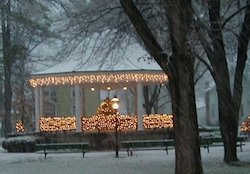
35, 87, 40, 132
136, 83, 144, 131
75, 85, 83, 132
39, 87, 44, 116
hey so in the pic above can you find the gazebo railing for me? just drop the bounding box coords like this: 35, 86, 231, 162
39, 114, 173, 132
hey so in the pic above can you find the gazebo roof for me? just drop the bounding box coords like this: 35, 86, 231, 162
29, 42, 168, 88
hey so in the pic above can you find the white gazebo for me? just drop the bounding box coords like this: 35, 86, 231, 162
29, 42, 169, 132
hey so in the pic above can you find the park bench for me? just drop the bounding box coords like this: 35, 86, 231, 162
121, 135, 248, 156
200, 135, 248, 153
121, 139, 175, 156
36, 142, 90, 159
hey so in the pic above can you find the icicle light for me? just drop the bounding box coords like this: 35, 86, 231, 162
29, 72, 168, 87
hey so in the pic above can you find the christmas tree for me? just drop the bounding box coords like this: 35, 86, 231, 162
96, 98, 117, 116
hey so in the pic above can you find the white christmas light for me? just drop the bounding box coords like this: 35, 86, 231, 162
29, 72, 168, 87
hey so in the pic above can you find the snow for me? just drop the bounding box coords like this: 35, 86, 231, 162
196, 98, 205, 108
3, 136, 37, 143
205, 80, 216, 92
1, 139, 250, 174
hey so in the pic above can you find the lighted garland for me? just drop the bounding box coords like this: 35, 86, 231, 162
143, 114, 173, 129
39, 114, 173, 132
15, 121, 25, 132
29, 72, 168, 87
120, 115, 138, 130
241, 116, 250, 132
82, 114, 173, 131
40, 117, 76, 132
82, 115, 137, 131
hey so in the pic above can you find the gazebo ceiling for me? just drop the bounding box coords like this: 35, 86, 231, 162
30, 41, 168, 88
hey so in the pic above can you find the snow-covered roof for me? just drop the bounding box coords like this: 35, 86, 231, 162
32, 31, 162, 76
33, 52, 161, 76
29, 35, 167, 88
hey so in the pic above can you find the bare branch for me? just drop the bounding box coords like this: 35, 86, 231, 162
222, 4, 249, 28
119, 0, 169, 72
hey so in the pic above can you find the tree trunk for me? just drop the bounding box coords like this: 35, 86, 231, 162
143, 85, 161, 114
164, 1, 203, 171
143, 86, 152, 114
169, 54, 203, 174
4, 63, 12, 135
215, 72, 238, 162
19, 48, 27, 129
1, 0, 13, 136
205, 0, 250, 163
223, 0, 250, 163
120, 0, 204, 173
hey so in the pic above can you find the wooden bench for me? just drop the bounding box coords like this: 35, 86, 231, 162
121, 139, 175, 156
200, 135, 247, 153
121, 135, 247, 156
36, 142, 90, 159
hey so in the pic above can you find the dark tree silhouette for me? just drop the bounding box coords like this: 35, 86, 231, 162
120, 0, 203, 174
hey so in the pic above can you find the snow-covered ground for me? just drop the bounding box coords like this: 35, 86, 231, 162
0, 140, 250, 174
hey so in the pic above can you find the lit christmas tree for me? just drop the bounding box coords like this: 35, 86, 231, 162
241, 116, 250, 132
96, 98, 117, 116
95, 98, 117, 130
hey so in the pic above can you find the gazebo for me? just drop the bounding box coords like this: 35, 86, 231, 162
29, 42, 171, 133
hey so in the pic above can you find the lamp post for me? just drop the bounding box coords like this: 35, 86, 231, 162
111, 95, 119, 158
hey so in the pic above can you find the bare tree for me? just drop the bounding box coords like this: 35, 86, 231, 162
0, 0, 55, 135
143, 59, 208, 115
120, 1, 203, 174
52, 0, 203, 173
1, 0, 12, 136
47, 0, 249, 168
194, 0, 250, 163
143, 85, 162, 114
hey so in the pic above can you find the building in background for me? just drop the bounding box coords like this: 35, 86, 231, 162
204, 65, 250, 127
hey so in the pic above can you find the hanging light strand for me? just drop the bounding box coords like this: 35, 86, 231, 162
29, 73, 168, 87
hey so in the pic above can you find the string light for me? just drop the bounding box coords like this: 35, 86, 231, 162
241, 116, 250, 132
29, 72, 168, 87
16, 121, 25, 132
143, 114, 173, 129
90, 87, 95, 91
96, 98, 117, 115
40, 117, 76, 132
82, 115, 137, 131
39, 114, 173, 132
